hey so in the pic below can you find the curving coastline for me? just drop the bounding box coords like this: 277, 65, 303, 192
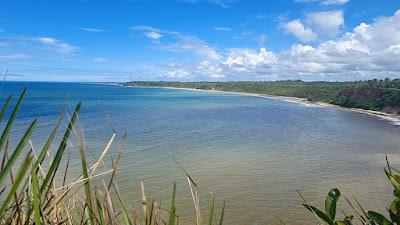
123, 84, 400, 126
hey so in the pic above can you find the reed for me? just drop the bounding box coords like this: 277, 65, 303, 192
0, 87, 224, 225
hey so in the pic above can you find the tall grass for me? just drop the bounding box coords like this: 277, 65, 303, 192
0, 87, 224, 225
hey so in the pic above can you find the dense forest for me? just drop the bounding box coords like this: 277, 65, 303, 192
124, 78, 400, 114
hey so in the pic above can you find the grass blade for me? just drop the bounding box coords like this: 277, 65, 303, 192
219, 200, 225, 225
0, 151, 33, 216
207, 194, 216, 225
31, 167, 41, 225
95, 190, 105, 225
0, 87, 27, 152
40, 102, 81, 193
0, 119, 37, 186
33, 111, 64, 174
0, 95, 11, 124
168, 182, 177, 225
79, 136, 95, 225
113, 183, 133, 225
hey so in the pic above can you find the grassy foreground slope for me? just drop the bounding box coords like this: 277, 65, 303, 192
125, 78, 400, 114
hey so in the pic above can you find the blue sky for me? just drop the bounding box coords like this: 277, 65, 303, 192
0, 0, 399, 81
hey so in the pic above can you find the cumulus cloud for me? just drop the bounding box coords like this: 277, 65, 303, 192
307, 10, 344, 37
284, 19, 317, 42
151, 9, 400, 81
285, 10, 344, 42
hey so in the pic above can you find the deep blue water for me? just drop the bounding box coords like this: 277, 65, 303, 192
1, 81, 400, 225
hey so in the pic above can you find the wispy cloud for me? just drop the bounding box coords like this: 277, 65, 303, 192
255, 14, 268, 19
178, 0, 235, 8
132, 25, 221, 60
213, 27, 232, 32
295, 0, 349, 5
77, 26, 105, 32
92, 57, 108, 62
0, 54, 29, 60
32, 37, 78, 54
145, 31, 162, 40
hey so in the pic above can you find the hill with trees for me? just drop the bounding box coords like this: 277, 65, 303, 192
125, 78, 400, 114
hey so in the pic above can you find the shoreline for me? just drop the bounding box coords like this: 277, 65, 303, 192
123, 85, 400, 126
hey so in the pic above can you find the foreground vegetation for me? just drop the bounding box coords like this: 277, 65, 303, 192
0, 88, 224, 225
125, 78, 400, 114
1, 87, 400, 225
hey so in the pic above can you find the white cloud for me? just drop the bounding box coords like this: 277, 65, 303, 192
295, 0, 349, 5
78, 27, 105, 32
92, 57, 108, 62
284, 19, 317, 42
145, 31, 162, 40
33, 37, 78, 54
0, 54, 29, 60
256, 14, 268, 20
285, 10, 344, 42
133, 25, 221, 60
213, 27, 232, 32
321, 0, 349, 5
179, 0, 234, 8
307, 10, 344, 37
151, 9, 400, 81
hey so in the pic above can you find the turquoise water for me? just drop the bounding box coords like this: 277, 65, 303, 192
2, 82, 400, 224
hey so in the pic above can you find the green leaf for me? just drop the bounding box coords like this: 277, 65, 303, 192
219, 200, 226, 225
40, 102, 81, 193
303, 204, 334, 225
147, 199, 154, 225
0, 119, 37, 186
79, 134, 95, 225
0, 95, 12, 124
207, 194, 216, 225
325, 188, 341, 220
113, 183, 132, 225
31, 168, 41, 225
95, 190, 105, 225
0, 87, 27, 153
33, 111, 63, 175
168, 182, 177, 225
366, 211, 393, 225
0, 151, 33, 216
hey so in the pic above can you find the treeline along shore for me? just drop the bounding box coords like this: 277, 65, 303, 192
124, 78, 400, 116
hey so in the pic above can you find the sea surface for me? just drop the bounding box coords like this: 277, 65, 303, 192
2, 81, 400, 225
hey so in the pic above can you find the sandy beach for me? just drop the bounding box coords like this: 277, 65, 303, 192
124, 85, 400, 126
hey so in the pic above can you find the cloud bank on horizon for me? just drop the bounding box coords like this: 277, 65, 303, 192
0, 0, 399, 81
